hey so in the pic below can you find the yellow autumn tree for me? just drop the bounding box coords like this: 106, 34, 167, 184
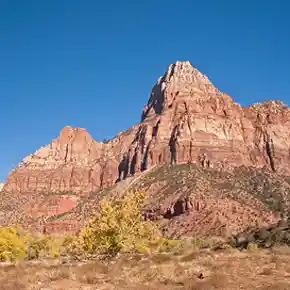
0, 226, 62, 261
66, 191, 160, 257
0, 226, 28, 261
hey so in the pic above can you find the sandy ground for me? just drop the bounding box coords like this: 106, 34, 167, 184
1, 247, 290, 290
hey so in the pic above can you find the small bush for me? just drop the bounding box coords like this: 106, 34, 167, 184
66, 191, 160, 258
27, 235, 61, 259
191, 237, 207, 249
247, 243, 258, 252
147, 238, 181, 253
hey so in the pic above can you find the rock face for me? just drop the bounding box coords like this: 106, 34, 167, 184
38, 164, 288, 237
4, 60, 290, 195
233, 217, 290, 249
0, 183, 3, 191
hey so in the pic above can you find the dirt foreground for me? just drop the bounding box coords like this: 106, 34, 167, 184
1, 247, 290, 290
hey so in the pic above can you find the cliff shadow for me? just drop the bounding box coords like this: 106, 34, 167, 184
147, 81, 165, 115
116, 153, 130, 183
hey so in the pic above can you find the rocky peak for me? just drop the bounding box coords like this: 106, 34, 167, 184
141, 61, 236, 122
243, 100, 290, 126
58, 126, 92, 144
20, 126, 103, 168
248, 100, 289, 113
166, 61, 212, 84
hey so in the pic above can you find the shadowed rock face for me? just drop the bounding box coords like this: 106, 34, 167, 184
4, 61, 290, 195
233, 217, 290, 249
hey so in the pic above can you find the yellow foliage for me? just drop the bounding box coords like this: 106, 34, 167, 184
0, 226, 62, 261
67, 191, 160, 257
147, 238, 182, 253
0, 191, 183, 261
0, 226, 28, 261
27, 235, 61, 259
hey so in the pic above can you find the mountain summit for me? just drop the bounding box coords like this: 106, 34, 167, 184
142, 60, 218, 121
4, 61, 290, 195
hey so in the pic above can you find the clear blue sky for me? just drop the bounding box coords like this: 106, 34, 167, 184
1, 0, 290, 181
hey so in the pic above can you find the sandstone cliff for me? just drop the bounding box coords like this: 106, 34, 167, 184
12, 164, 286, 238
4, 61, 290, 195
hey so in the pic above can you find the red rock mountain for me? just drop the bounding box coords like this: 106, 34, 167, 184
4, 61, 290, 195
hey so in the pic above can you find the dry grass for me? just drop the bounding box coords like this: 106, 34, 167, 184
0, 248, 290, 290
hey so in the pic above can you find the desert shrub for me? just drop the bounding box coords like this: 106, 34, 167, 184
135, 238, 181, 254
148, 238, 181, 253
65, 191, 160, 257
247, 242, 258, 252
62, 235, 75, 250
27, 235, 61, 259
191, 237, 208, 249
0, 226, 28, 261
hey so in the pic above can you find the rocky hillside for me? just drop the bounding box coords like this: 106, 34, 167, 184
2, 60, 290, 237
2, 163, 290, 238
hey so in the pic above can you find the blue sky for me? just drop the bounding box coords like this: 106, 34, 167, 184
1, 0, 290, 181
